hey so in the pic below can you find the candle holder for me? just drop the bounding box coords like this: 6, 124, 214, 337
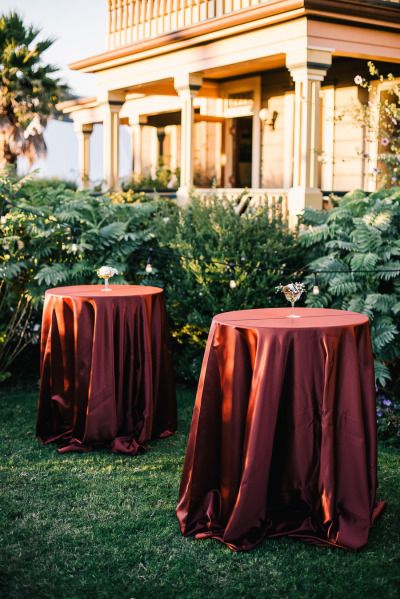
96, 266, 118, 292
275, 282, 306, 317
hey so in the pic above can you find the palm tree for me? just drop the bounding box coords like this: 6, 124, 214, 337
0, 12, 69, 168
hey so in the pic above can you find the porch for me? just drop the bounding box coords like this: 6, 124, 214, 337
61, 0, 400, 221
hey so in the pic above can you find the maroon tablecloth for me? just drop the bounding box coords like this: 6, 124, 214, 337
37, 285, 176, 454
177, 307, 384, 551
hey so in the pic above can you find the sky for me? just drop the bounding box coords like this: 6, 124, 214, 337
1, 0, 133, 181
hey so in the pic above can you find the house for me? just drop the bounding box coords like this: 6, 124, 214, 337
60, 0, 400, 222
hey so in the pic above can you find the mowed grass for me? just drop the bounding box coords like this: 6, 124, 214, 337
0, 386, 399, 599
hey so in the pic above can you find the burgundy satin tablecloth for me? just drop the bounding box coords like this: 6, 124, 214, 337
177, 307, 384, 551
37, 285, 176, 454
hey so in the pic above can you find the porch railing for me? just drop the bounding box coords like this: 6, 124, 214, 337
195, 187, 289, 221
108, 0, 400, 49
108, 0, 271, 48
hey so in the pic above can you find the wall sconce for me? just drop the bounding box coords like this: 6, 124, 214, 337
259, 108, 278, 130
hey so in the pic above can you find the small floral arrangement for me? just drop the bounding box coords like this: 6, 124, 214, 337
96, 266, 119, 291
275, 282, 306, 308
96, 266, 119, 279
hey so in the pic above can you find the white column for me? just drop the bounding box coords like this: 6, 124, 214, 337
286, 48, 332, 225
166, 125, 178, 171
320, 86, 335, 192
129, 115, 145, 178
102, 98, 124, 190
251, 77, 262, 188
74, 123, 93, 189
283, 92, 294, 190
174, 74, 202, 204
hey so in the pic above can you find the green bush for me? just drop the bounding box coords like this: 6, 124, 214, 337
1, 178, 302, 383
300, 188, 400, 391
0, 174, 158, 381
300, 187, 400, 444
143, 196, 302, 381
20, 177, 78, 192
121, 161, 179, 192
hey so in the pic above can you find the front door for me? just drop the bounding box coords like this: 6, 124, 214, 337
233, 117, 253, 187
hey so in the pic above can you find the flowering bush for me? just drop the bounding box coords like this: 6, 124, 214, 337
354, 62, 400, 187
376, 390, 400, 445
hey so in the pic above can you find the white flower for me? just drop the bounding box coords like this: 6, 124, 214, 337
97, 266, 118, 278
354, 75, 363, 85
381, 137, 390, 147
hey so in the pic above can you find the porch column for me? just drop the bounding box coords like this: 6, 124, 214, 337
286, 48, 332, 224
174, 74, 202, 204
157, 127, 166, 162
129, 115, 146, 178
102, 95, 124, 190
74, 123, 93, 189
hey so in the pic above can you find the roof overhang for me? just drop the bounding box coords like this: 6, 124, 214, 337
69, 0, 400, 74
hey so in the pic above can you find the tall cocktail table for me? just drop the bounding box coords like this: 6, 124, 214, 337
177, 307, 384, 550
37, 285, 176, 454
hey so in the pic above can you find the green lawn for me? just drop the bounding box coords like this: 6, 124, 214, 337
0, 386, 399, 599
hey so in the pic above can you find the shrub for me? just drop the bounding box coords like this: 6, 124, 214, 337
142, 195, 303, 381
121, 162, 179, 192
0, 174, 158, 381
300, 188, 400, 392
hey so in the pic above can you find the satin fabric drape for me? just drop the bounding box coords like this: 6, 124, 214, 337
37, 285, 177, 454
177, 308, 384, 551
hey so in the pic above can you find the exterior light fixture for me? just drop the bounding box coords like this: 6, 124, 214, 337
259, 108, 278, 130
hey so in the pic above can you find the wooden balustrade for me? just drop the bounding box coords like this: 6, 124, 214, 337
195, 188, 289, 221
108, 0, 399, 49
108, 0, 270, 48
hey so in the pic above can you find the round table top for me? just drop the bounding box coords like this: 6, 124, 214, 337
45, 284, 163, 299
213, 307, 368, 329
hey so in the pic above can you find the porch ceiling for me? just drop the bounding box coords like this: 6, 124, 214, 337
122, 54, 286, 98
203, 54, 286, 80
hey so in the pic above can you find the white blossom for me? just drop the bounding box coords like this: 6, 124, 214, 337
97, 266, 118, 278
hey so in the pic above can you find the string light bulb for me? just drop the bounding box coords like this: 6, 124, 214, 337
229, 279, 237, 289
145, 248, 154, 274
312, 273, 320, 295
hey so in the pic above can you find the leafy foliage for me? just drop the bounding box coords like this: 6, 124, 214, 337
300, 188, 400, 391
0, 178, 302, 383
145, 196, 302, 381
122, 161, 180, 192
0, 175, 157, 380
